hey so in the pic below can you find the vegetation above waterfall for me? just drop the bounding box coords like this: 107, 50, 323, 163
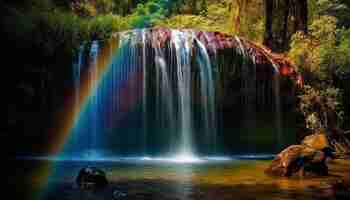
3, 0, 350, 63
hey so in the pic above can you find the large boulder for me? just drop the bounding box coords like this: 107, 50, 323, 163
265, 145, 333, 177
76, 167, 108, 189
302, 132, 330, 151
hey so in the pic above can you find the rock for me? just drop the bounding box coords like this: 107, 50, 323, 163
112, 190, 128, 200
302, 132, 330, 150
76, 167, 108, 189
265, 145, 333, 177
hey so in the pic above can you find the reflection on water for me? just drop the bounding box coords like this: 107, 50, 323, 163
9, 159, 350, 200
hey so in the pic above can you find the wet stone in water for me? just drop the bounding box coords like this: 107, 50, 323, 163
112, 190, 127, 200
76, 167, 108, 189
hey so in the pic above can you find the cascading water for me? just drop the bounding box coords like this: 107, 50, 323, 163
195, 36, 217, 154
89, 40, 99, 157
171, 30, 195, 157
153, 39, 176, 154
142, 29, 148, 155
73, 44, 84, 123
65, 28, 295, 160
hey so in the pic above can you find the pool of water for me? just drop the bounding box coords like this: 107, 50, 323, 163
8, 158, 350, 200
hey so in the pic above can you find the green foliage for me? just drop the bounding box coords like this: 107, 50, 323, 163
299, 85, 344, 131
289, 2, 350, 134
147, 1, 161, 13
155, 15, 207, 29
240, 17, 264, 43
231, 0, 264, 42
288, 16, 344, 81
125, 0, 168, 28
321, 28, 350, 75
71, 0, 115, 17
2, 1, 131, 58
86, 14, 131, 38
95, 0, 115, 14
309, 0, 350, 27
155, 1, 231, 34
72, 0, 98, 17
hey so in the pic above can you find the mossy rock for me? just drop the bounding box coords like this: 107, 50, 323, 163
265, 145, 332, 177
302, 132, 330, 151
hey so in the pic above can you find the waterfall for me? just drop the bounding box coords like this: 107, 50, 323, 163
66, 28, 290, 158
73, 44, 84, 124
153, 40, 176, 154
195, 37, 217, 154
88, 40, 99, 157
142, 29, 148, 155
171, 30, 195, 156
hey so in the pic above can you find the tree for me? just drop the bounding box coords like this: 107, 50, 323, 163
263, 0, 273, 48
294, 0, 308, 33
230, 0, 264, 41
232, 0, 248, 34
262, 0, 308, 51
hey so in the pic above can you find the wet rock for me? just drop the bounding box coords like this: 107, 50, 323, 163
302, 132, 330, 151
76, 167, 108, 189
265, 145, 334, 177
112, 190, 127, 200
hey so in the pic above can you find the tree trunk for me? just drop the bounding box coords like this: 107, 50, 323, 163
263, 0, 274, 48
233, 0, 243, 34
281, 0, 290, 49
295, 0, 308, 33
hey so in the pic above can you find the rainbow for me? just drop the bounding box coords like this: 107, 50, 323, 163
30, 33, 147, 200
47, 36, 143, 155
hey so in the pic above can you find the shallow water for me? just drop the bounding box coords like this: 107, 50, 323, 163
8, 158, 350, 200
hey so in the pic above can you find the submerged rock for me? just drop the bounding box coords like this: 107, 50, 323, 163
302, 132, 330, 150
76, 167, 108, 189
265, 145, 334, 177
112, 190, 128, 200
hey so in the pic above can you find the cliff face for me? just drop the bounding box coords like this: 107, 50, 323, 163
6, 28, 300, 156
